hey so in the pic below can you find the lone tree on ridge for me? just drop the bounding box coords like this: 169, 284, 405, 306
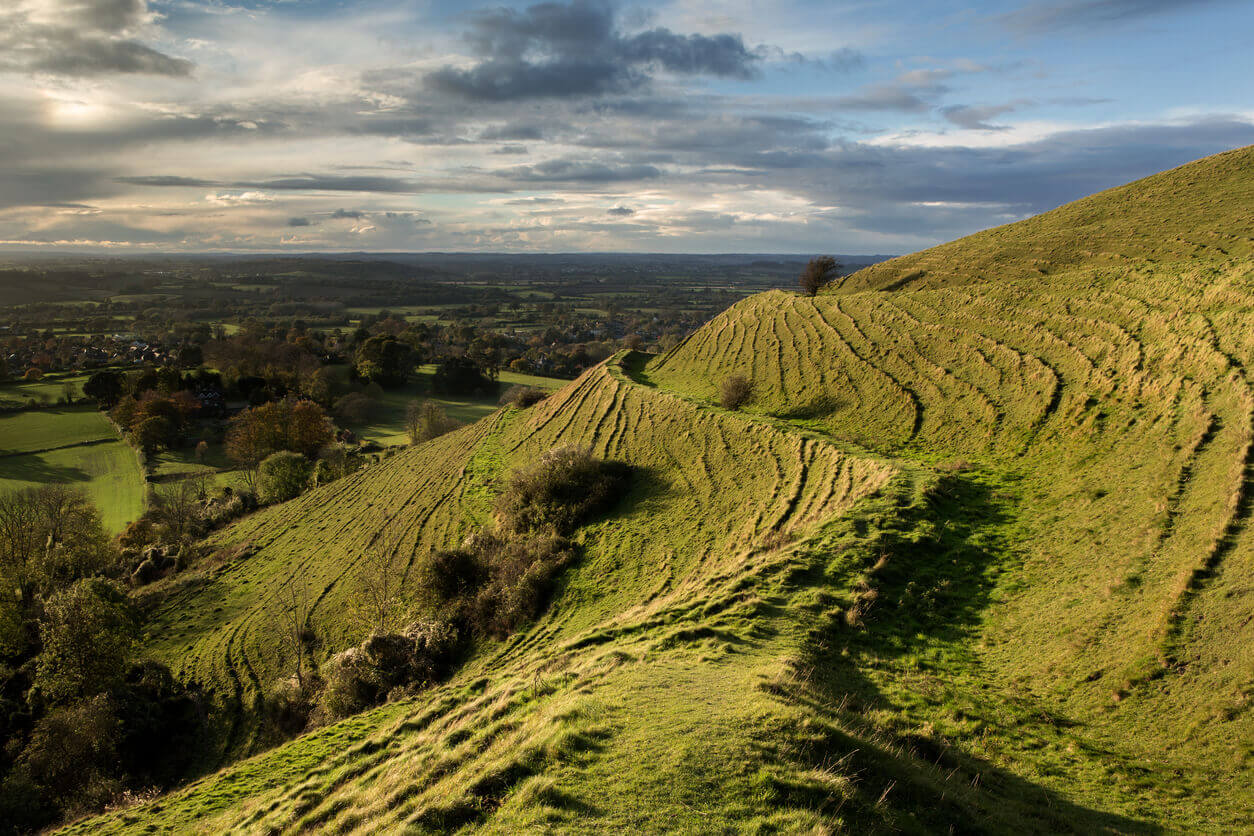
799, 255, 841, 297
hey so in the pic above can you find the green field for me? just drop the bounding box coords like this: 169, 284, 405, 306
64, 147, 1254, 833
343, 366, 568, 447
0, 373, 91, 409
0, 408, 146, 532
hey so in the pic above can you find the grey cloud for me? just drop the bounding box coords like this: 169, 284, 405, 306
940, 103, 1020, 131
331, 209, 367, 219
115, 175, 221, 187
607, 205, 634, 216
427, 0, 761, 101
241, 176, 420, 193
500, 159, 662, 183
1003, 0, 1235, 32
504, 197, 565, 205
27, 37, 193, 76
481, 123, 546, 140
0, 0, 193, 77
493, 145, 530, 154
287, 217, 313, 227
834, 84, 940, 113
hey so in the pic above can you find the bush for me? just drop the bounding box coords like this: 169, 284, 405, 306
719, 374, 753, 410
470, 535, 577, 638
332, 391, 375, 425
495, 446, 630, 535
320, 619, 461, 719
405, 400, 462, 444
499, 385, 548, 408
257, 451, 313, 504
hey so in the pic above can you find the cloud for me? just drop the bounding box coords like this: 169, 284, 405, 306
116, 175, 220, 187
607, 205, 634, 216
940, 103, 1021, 131
240, 176, 420, 193
493, 144, 530, 154
330, 209, 366, 219
426, 0, 762, 101
206, 191, 275, 205
833, 69, 953, 113
1002, 0, 1234, 32
0, 0, 193, 76
287, 217, 313, 227
481, 122, 546, 140
499, 159, 663, 183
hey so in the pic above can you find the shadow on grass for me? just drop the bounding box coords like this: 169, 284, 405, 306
0, 453, 90, 483
762, 472, 1164, 834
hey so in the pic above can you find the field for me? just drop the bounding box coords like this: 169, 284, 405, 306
0, 407, 146, 532
346, 366, 568, 447
63, 147, 1254, 833
0, 372, 90, 409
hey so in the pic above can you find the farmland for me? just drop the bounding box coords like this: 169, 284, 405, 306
0, 407, 146, 532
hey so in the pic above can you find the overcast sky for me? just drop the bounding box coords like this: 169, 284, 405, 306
1, 0, 1252, 254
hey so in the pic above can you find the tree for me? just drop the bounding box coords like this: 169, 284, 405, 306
799, 255, 840, 297
270, 575, 312, 689
151, 479, 202, 541
353, 522, 410, 634
83, 371, 122, 408
35, 579, 138, 704
431, 356, 496, 396
225, 399, 333, 478
133, 415, 175, 455
257, 451, 312, 504
354, 335, 415, 388
719, 374, 753, 410
405, 400, 462, 444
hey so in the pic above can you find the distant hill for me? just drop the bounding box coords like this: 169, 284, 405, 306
68, 147, 1254, 833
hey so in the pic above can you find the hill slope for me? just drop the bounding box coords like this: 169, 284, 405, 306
843, 144, 1254, 292
68, 147, 1254, 833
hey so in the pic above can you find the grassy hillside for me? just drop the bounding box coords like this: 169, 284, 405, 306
66, 147, 1254, 833
843, 144, 1254, 292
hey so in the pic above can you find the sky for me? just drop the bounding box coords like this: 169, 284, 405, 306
1, 0, 1252, 254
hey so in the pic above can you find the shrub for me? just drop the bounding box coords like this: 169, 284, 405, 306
405, 400, 462, 444
471, 534, 577, 638
332, 391, 375, 425
499, 385, 548, 408
421, 547, 486, 601
320, 619, 461, 719
719, 374, 753, 410
496, 446, 630, 535
257, 451, 313, 504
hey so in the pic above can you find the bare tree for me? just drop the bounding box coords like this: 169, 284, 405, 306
152, 478, 202, 541
353, 519, 410, 635
271, 575, 313, 689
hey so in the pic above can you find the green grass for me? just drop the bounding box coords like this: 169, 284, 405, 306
0, 408, 145, 532
63, 146, 1254, 833
0, 372, 91, 409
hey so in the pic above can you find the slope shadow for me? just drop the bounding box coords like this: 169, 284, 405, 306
765, 473, 1164, 834
0, 452, 90, 483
